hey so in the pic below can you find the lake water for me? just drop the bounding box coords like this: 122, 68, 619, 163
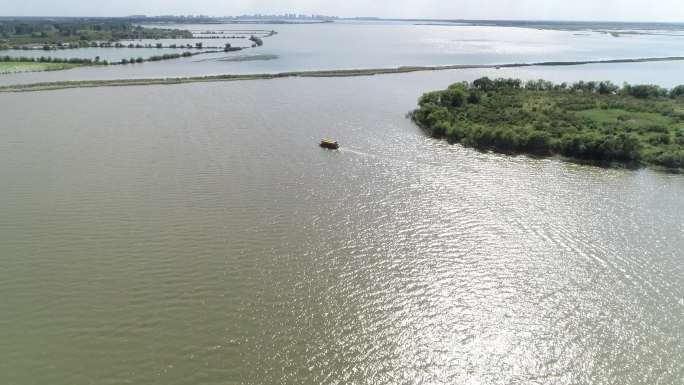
0, 69, 682, 384
3, 21, 684, 86
0, 21, 683, 385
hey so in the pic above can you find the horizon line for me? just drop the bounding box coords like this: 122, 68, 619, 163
0, 15, 683, 24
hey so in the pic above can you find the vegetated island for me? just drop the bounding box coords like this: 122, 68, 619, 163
0, 18, 277, 73
410, 78, 684, 170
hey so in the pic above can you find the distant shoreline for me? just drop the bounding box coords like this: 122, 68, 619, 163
3, 56, 684, 93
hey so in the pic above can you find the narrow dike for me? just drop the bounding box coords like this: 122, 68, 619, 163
2, 56, 684, 93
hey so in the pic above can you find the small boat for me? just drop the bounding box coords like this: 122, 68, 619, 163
320, 139, 340, 150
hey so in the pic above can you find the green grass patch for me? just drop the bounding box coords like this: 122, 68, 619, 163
410, 78, 684, 170
0, 61, 81, 74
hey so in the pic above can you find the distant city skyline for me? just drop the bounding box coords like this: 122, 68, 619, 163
0, 0, 683, 22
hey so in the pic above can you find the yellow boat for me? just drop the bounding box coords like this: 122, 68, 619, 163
320, 139, 340, 150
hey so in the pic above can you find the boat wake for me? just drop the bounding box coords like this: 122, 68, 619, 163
338, 147, 377, 158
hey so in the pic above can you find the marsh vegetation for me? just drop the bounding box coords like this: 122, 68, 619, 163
0, 18, 192, 49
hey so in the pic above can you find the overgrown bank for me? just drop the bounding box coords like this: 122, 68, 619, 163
410, 78, 684, 170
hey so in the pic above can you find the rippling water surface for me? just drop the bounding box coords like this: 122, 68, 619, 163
4, 21, 684, 86
0, 71, 682, 384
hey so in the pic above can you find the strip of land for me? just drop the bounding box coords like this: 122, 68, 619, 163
0, 61, 82, 74
2, 56, 684, 93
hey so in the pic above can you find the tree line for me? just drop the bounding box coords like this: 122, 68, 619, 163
1, 51, 198, 66
470, 77, 684, 99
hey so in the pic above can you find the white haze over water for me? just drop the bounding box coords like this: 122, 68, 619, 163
1, 0, 683, 22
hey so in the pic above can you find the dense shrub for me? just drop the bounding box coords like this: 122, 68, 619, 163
670, 85, 684, 98
441, 87, 467, 108
623, 84, 668, 99
650, 149, 684, 168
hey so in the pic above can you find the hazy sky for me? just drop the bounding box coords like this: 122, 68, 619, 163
1, 0, 683, 22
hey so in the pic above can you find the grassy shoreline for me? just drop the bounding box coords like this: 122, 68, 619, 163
410, 77, 684, 170
2, 56, 684, 93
